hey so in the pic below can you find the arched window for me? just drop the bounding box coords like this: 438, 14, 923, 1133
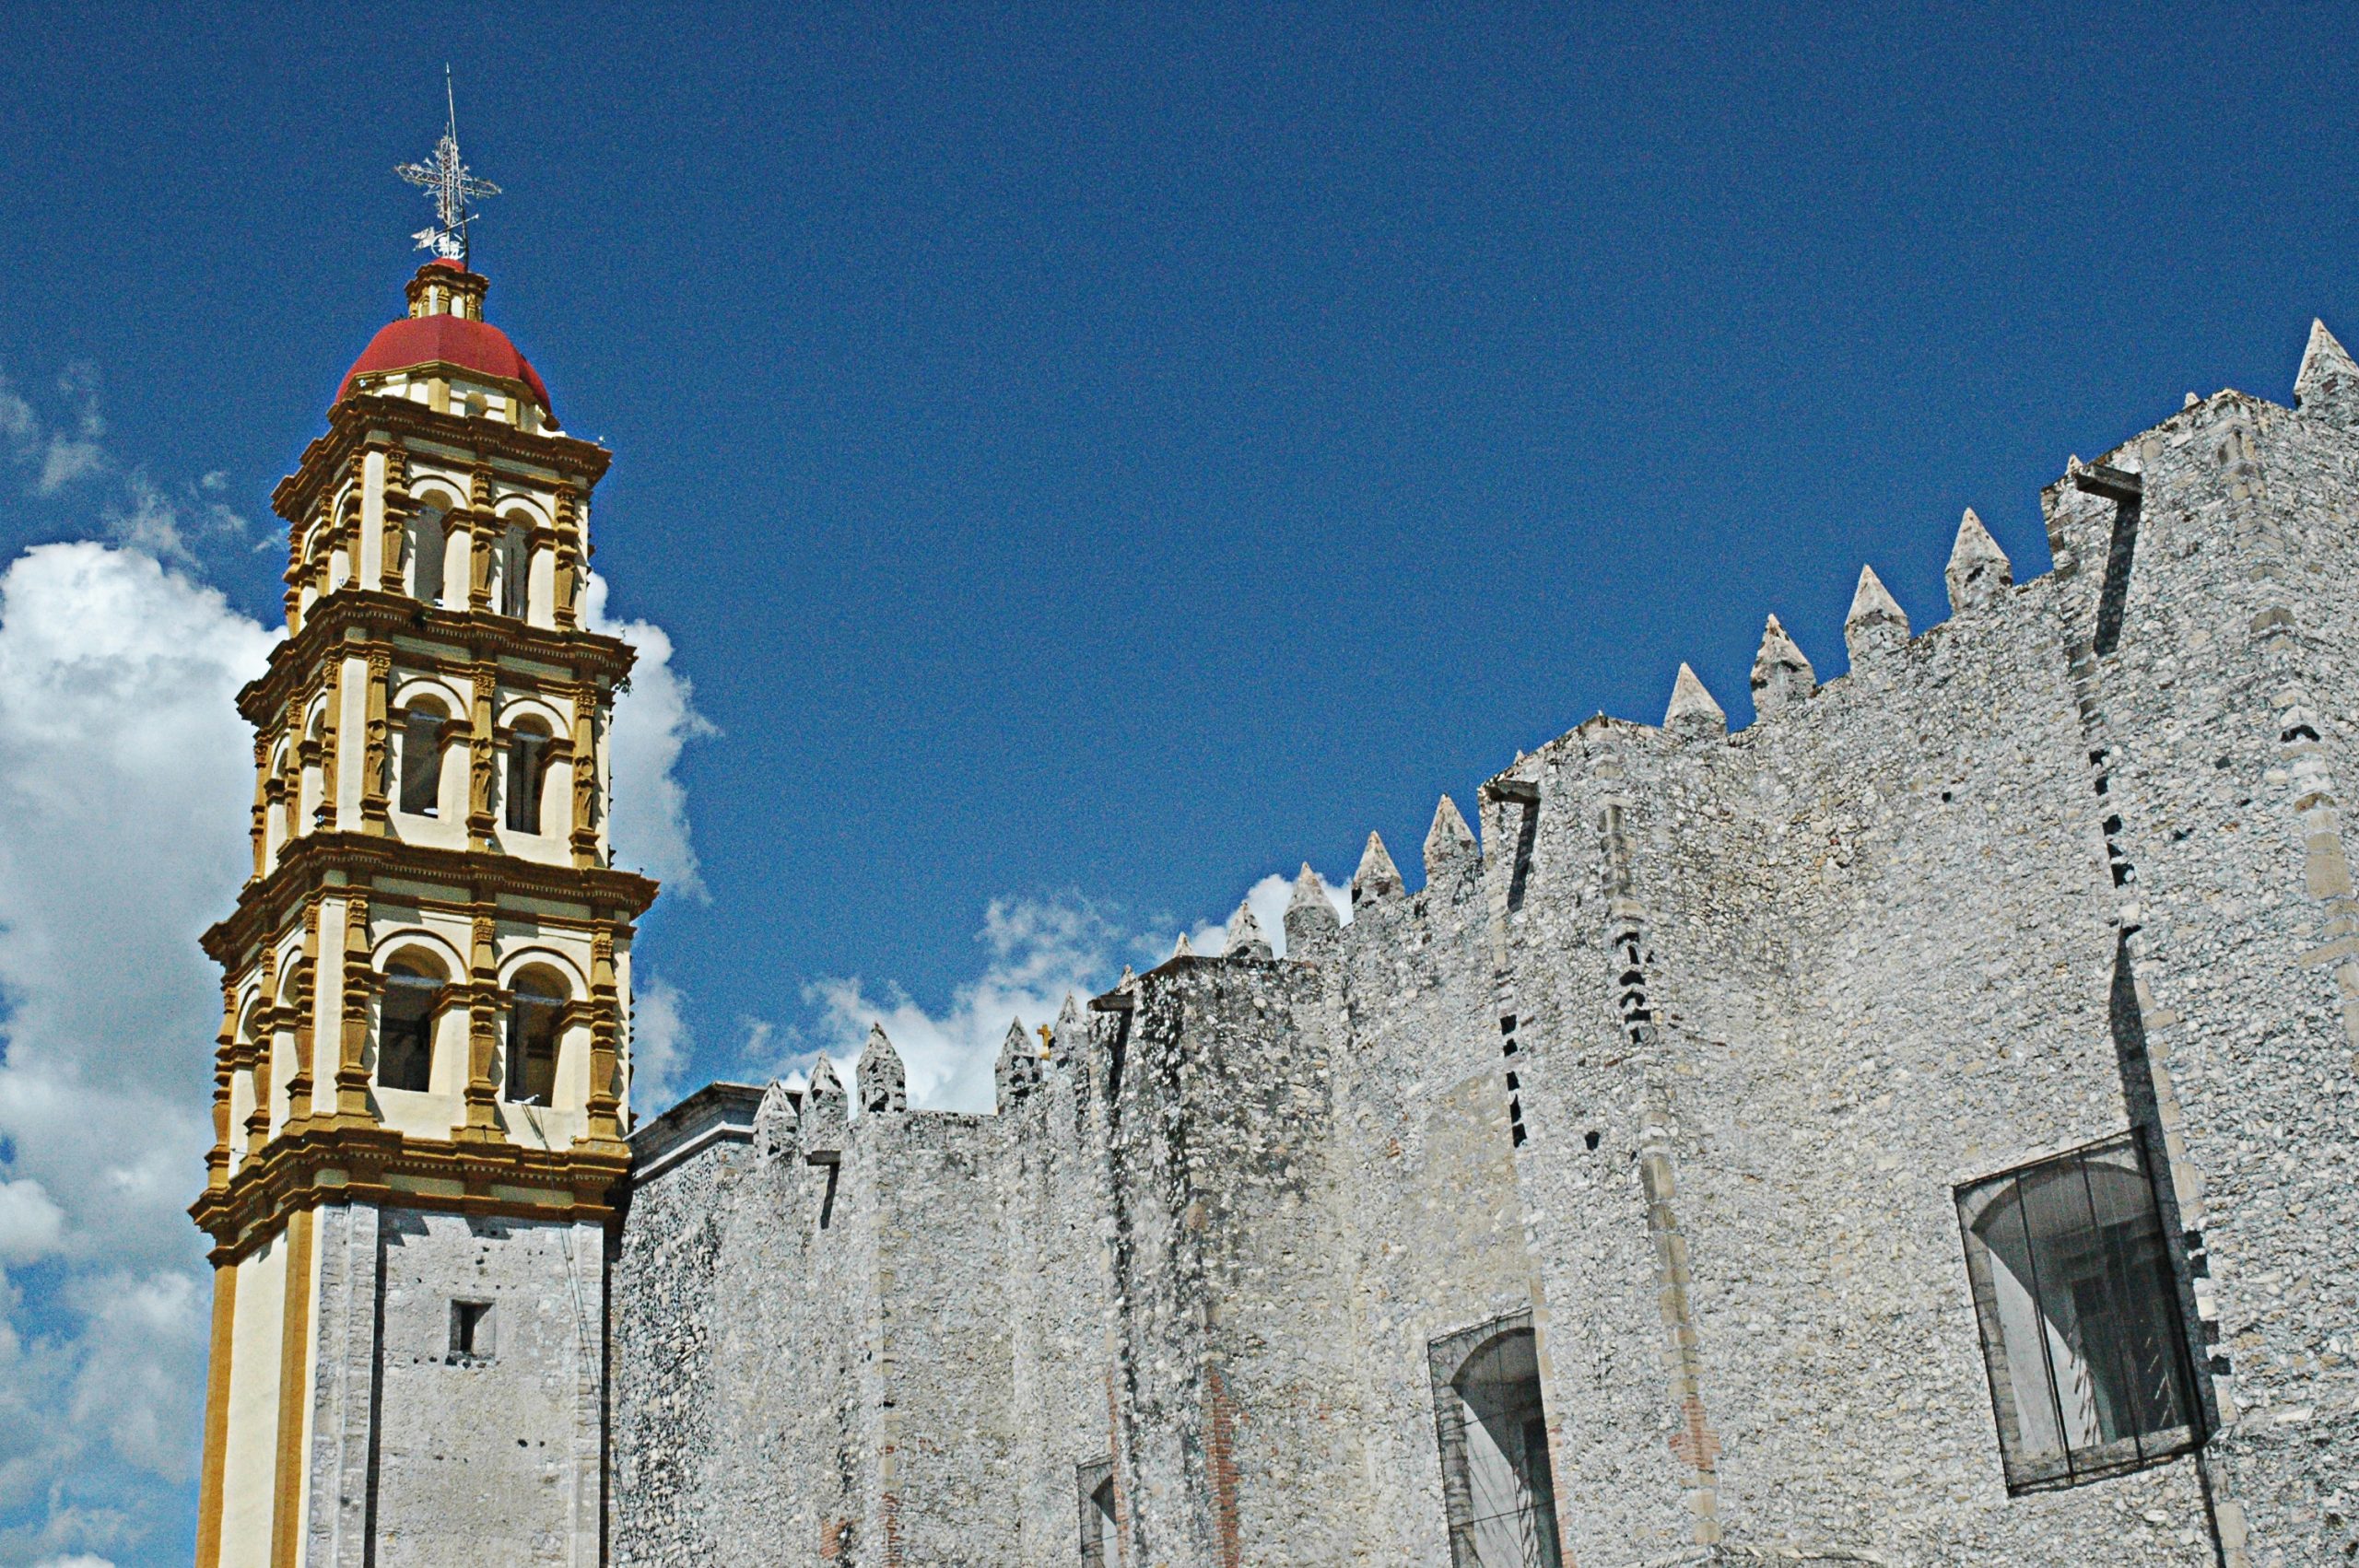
1076, 1461, 1117, 1567
1956, 1135, 2201, 1491
498, 521, 530, 619
408, 504, 448, 604
378, 957, 444, 1094
1429, 1314, 1561, 1568
398, 701, 449, 816
504, 718, 554, 834
505, 968, 567, 1105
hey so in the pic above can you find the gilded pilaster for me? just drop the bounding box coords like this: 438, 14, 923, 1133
467, 662, 498, 848
375, 443, 409, 593
553, 483, 582, 628
250, 734, 270, 882
460, 910, 502, 1139
334, 891, 375, 1120
586, 923, 623, 1142
206, 980, 238, 1194
467, 462, 496, 613
283, 900, 322, 1127
312, 663, 342, 830
570, 682, 599, 868
360, 649, 393, 834
244, 941, 279, 1155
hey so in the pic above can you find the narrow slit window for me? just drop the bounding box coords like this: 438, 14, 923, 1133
1955, 1133, 2202, 1492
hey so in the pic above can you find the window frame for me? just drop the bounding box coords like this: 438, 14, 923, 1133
1954, 1131, 2205, 1493
1074, 1457, 1115, 1567
1427, 1308, 1563, 1568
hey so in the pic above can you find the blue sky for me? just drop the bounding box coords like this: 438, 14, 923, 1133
0, 4, 2354, 1561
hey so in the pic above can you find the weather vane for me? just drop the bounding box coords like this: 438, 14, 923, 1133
395, 66, 500, 267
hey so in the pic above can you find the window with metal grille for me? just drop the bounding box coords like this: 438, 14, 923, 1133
1954, 1133, 2202, 1492
1429, 1310, 1562, 1568
1075, 1458, 1115, 1566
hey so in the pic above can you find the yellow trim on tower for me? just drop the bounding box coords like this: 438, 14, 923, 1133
268, 1207, 315, 1567
194, 1260, 239, 1568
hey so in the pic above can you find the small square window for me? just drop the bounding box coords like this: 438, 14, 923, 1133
1955, 1134, 2202, 1492
450, 1299, 494, 1360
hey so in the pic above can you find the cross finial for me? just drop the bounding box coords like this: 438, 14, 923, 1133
395, 66, 500, 267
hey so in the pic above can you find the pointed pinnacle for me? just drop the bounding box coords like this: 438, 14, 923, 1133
1172, 930, 1194, 959
1846, 565, 1907, 632
1844, 564, 1910, 665
1226, 899, 1273, 960
994, 1015, 1040, 1106
1285, 862, 1341, 948
807, 1054, 843, 1095
1423, 794, 1477, 883
1662, 662, 1726, 742
861, 1021, 899, 1064
1351, 831, 1403, 907
2296, 318, 2359, 415
1750, 614, 1816, 719
1057, 991, 1085, 1026
1945, 507, 2013, 614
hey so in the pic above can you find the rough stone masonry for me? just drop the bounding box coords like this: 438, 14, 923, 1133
608, 322, 2359, 1566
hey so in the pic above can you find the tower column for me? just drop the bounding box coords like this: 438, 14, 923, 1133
190, 179, 652, 1562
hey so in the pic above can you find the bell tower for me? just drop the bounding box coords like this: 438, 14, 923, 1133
190, 112, 655, 1567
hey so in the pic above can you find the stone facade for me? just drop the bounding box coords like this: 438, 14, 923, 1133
607, 324, 2359, 1566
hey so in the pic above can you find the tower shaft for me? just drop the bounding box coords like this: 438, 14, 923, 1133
190, 259, 653, 1568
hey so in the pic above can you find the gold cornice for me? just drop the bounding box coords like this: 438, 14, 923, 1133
235, 591, 636, 726
205, 831, 658, 966
188, 1118, 630, 1262
273, 395, 610, 524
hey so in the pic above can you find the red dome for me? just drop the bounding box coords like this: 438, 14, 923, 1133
337, 313, 555, 417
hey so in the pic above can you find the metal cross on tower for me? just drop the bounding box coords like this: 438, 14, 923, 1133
396, 68, 500, 266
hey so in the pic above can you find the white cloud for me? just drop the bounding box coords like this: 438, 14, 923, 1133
583, 573, 713, 897
788, 871, 1353, 1114
794, 895, 1129, 1112
628, 975, 691, 1117
0, 1186, 63, 1267
34, 1556, 119, 1568
0, 532, 706, 1560
0, 539, 273, 1560
0, 366, 107, 500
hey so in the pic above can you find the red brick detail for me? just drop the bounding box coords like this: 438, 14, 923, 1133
1666, 1393, 1720, 1469
1205, 1369, 1242, 1568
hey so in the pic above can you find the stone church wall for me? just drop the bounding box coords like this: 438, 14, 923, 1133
604, 336, 2359, 1565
